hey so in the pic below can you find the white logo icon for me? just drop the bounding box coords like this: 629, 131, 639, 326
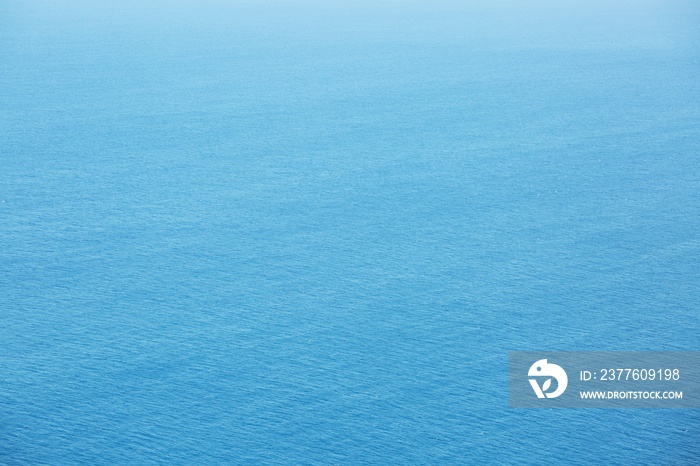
528, 359, 568, 399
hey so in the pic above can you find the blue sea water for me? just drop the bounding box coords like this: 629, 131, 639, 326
1, 0, 699, 464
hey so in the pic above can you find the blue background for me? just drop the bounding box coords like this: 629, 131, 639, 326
1, 1, 699, 463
